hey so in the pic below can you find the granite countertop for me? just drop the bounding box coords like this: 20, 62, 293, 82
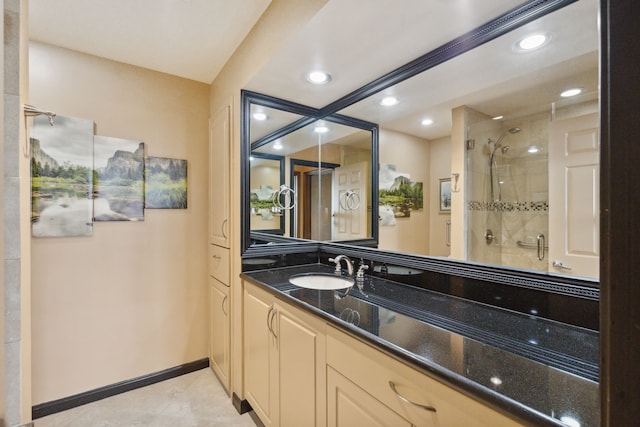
241, 263, 599, 427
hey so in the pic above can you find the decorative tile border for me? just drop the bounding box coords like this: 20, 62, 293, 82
467, 200, 549, 212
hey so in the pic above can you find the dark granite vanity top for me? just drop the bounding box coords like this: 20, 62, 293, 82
241, 263, 599, 427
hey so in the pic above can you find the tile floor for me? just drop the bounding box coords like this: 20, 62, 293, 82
34, 368, 257, 427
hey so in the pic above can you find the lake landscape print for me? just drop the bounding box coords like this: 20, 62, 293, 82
30, 114, 94, 237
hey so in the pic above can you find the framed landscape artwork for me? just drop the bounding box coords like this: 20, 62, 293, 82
440, 178, 451, 213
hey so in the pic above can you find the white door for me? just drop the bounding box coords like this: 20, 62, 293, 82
332, 162, 368, 241
548, 113, 599, 279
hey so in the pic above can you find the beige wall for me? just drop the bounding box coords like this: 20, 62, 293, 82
29, 42, 210, 404
378, 128, 431, 255
429, 136, 451, 257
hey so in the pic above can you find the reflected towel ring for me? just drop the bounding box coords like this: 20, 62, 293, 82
339, 189, 360, 211
272, 184, 296, 210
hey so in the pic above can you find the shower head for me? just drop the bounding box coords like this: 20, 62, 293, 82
493, 127, 521, 147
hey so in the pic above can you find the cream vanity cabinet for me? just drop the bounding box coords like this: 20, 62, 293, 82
242, 280, 525, 427
209, 276, 230, 391
243, 281, 327, 427
326, 326, 523, 427
209, 104, 231, 248
208, 102, 232, 391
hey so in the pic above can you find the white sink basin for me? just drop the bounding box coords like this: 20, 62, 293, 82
289, 273, 354, 290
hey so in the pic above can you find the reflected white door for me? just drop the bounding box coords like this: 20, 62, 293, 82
332, 162, 368, 241
548, 113, 599, 279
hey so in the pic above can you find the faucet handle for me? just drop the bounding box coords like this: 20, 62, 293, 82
328, 257, 342, 274
356, 263, 369, 279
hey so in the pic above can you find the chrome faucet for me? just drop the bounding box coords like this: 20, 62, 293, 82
329, 255, 354, 276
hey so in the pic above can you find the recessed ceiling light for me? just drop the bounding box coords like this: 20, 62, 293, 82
380, 96, 399, 107
561, 88, 583, 98
273, 140, 283, 150
517, 33, 549, 50
314, 124, 329, 133
492, 115, 504, 120
307, 70, 332, 85
421, 118, 434, 126
528, 146, 539, 154
252, 112, 268, 121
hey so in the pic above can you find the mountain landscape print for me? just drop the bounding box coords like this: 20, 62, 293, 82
30, 114, 94, 237
93, 136, 145, 221
379, 163, 423, 220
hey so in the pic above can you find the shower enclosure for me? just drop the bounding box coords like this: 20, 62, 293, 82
466, 109, 549, 272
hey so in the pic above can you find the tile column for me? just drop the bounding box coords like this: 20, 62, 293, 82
4, 0, 32, 425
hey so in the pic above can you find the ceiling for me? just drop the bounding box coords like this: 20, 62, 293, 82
28, 0, 272, 83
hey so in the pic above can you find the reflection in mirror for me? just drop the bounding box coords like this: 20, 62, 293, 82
249, 153, 284, 235
335, 0, 599, 280
250, 116, 376, 243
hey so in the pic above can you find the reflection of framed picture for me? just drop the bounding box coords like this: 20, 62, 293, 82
439, 178, 451, 213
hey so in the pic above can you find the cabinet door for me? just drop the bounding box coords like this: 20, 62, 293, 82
277, 305, 326, 427
244, 285, 278, 426
327, 366, 412, 427
209, 277, 230, 392
209, 104, 230, 247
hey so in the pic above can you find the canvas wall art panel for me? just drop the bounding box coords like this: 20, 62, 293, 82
30, 114, 94, 237
378, 163, 424, 225
93, 136, 145, 221
145, 156, 188, 209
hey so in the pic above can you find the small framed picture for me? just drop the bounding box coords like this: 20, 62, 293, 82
439, 178, 451, 213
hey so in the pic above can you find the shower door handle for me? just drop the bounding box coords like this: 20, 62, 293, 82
445, 220, 451, 247
536, 234, 545, 260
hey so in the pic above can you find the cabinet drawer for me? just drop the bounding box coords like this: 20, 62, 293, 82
326, 326, 522, 427
209, 244, 230, 285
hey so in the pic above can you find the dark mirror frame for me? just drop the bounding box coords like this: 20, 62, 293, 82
241, 90, 379, 254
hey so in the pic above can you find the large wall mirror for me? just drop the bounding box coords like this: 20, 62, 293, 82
242, 0, 599, 284
242, 92, 379, 251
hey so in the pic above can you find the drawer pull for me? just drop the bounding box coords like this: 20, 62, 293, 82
267, 306, 278, 339
388, 381, 436, 413
221, 218, 228, 239
221, 295, 228, 316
